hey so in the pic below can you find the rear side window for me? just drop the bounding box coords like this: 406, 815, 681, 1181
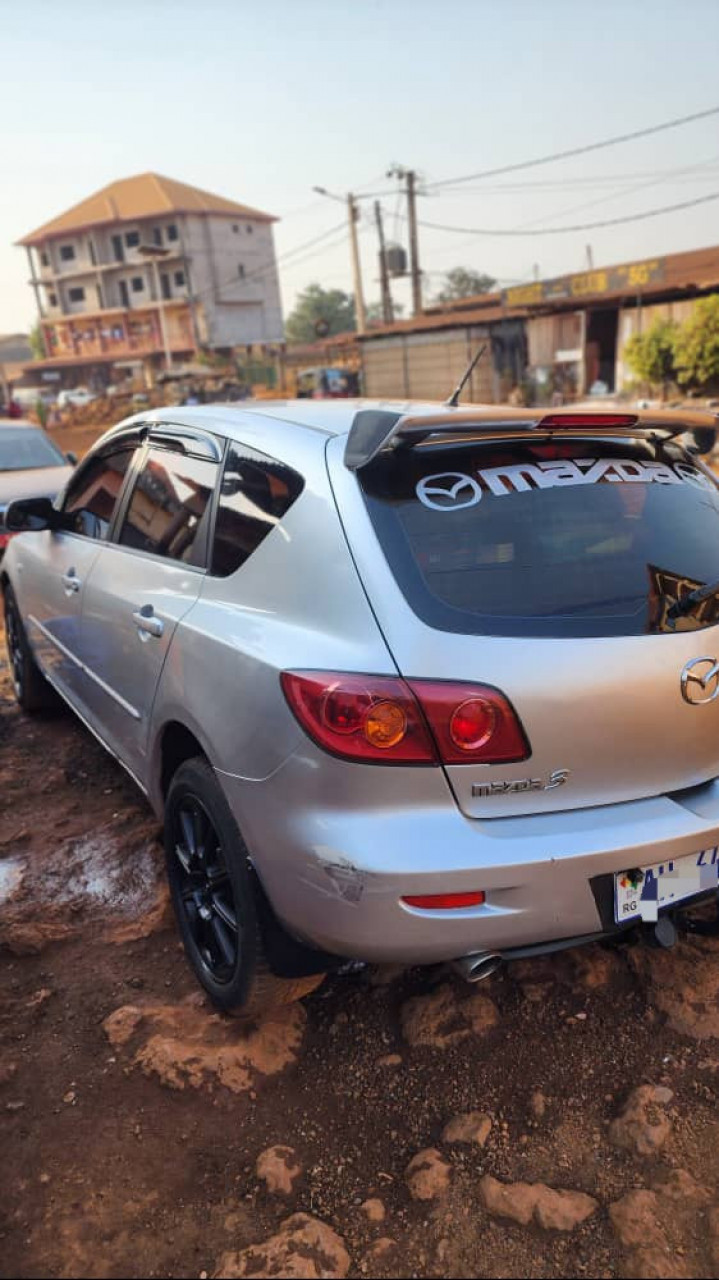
211, 443, 304, 576
360, 438, 719, 638
119, 446, 217, 567
62, 448, 135, 540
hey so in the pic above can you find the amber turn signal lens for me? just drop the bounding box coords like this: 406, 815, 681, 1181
364, 699, 407, 749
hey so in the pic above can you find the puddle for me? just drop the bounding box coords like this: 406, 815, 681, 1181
0, 858, 25, 906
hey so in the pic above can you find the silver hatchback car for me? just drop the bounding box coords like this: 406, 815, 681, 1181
4, 400, 719, 1015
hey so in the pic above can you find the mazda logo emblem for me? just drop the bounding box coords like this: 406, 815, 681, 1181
681, 656, 719, 704
416, 472, 482, 511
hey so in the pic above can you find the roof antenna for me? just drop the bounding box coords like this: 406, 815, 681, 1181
445, 344, 487, 408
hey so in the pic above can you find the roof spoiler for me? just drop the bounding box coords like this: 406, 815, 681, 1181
343, 406, 719, 471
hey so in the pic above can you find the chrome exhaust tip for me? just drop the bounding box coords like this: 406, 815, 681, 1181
453, 951, 504, 983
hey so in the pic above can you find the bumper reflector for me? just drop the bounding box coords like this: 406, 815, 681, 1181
402, 891, 485, 910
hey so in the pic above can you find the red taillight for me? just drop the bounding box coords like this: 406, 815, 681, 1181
281, 672, 529, 765
408, 679, 529, 765
280, 671, 437, 763
538, 412, 638, 429
402, 891, 485, 910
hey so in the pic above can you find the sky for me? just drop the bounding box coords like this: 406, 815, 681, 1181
4, 0, 719, 334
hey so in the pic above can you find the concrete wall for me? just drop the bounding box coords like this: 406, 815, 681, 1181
180, 214, 283, 347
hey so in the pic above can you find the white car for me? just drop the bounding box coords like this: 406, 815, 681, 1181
57, 388, 97, 409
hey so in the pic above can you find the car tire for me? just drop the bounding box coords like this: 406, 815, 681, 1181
164, 757, 324, 1018
3, 584, 55, 713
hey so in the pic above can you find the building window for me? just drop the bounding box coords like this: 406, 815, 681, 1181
68, 286, 85, 303
246, 224, 254, 234
60, 244, 76, 262
40, 251, 49, 267
167, 224, 179, 242
174, 270, 185, 287
238, 264, 246, 278
153, 227, 163, 246
125, 230, 140, 248
232, 224, 239, 233
131, 276, 144, 292
160, 273, 171, 301
48, 292, 57, 307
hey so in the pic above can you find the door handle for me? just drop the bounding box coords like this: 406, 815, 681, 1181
61, 569, 81, 594
132, 607, 164, 639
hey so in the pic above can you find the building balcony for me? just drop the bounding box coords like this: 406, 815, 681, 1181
40, 302, 195, 364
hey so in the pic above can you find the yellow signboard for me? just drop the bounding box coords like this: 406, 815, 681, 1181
503, 258, 666, 309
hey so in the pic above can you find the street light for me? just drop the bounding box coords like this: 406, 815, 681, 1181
137, 243, 172, 371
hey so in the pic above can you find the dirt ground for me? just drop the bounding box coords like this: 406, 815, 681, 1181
5, 423, 719, 1278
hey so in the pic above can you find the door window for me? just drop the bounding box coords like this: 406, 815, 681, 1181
211, 443, 304, 576
119, 446, 218, 567
62, 448, 136, 540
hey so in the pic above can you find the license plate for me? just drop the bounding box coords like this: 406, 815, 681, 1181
614, 846, 719, 924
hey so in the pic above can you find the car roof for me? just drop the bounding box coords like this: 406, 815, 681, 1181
0, 418, 39, 430
102, 399, 467, 446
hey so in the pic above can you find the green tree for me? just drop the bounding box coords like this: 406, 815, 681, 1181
365, 299, 404, 326
623, 318, 679, 394
28, 321, 45, 360
285, 284, 356, 344
435, 267, 496, 303
673, 295, 719, 390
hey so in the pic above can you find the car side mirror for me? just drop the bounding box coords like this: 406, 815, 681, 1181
66, 451, 78, 465
4, 496, 59, 533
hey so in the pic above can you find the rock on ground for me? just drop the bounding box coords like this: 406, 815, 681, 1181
214, 1213, 350, 1279
609, 1169, 712, 1279
608, 1085, 673, 1157
256, 1145, 301, 1196
441, 1111, 492, 1147
103, 995, 306, 1094
480, 1175, 598, 1231
405, 1149, 451, 1201
400, 983, 498, 1049
360, 1198, 385, 1222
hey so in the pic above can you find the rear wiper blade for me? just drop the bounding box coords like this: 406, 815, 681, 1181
668, 577, 719, 619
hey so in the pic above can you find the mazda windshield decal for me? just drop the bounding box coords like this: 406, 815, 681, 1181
415, 457, 714, 508
415, 472, 483, 511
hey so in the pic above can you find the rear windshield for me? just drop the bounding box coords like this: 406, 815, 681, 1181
359, 437, 719, 638
0, 427, 66, 472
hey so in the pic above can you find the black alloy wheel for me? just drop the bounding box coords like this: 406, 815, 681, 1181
3, 585, 52, 712
164, 757, 326, 1016
171, 797, 239, 985
4, 592, 24, 700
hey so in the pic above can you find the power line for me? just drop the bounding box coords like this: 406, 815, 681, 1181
417, 191, 719, 237
422, 105, 719, 191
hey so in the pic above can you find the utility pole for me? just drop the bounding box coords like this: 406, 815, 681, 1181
138, 243, 172, 371
406, 170, 422, 316
585, 244, 594, 270
374, 201, 394, 325
314, 186, 367, 335
347, 194, 366, 335
388, 165, 423, 316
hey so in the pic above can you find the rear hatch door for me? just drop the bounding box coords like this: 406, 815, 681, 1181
328, 431, 719, 818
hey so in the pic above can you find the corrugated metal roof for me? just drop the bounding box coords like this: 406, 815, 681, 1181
362, 243, 719, 342
18, 173, 277, 246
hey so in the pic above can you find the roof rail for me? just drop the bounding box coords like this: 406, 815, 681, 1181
343, 406, 719, 471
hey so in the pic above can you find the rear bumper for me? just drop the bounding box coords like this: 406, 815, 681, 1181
218, 751, 719, 964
